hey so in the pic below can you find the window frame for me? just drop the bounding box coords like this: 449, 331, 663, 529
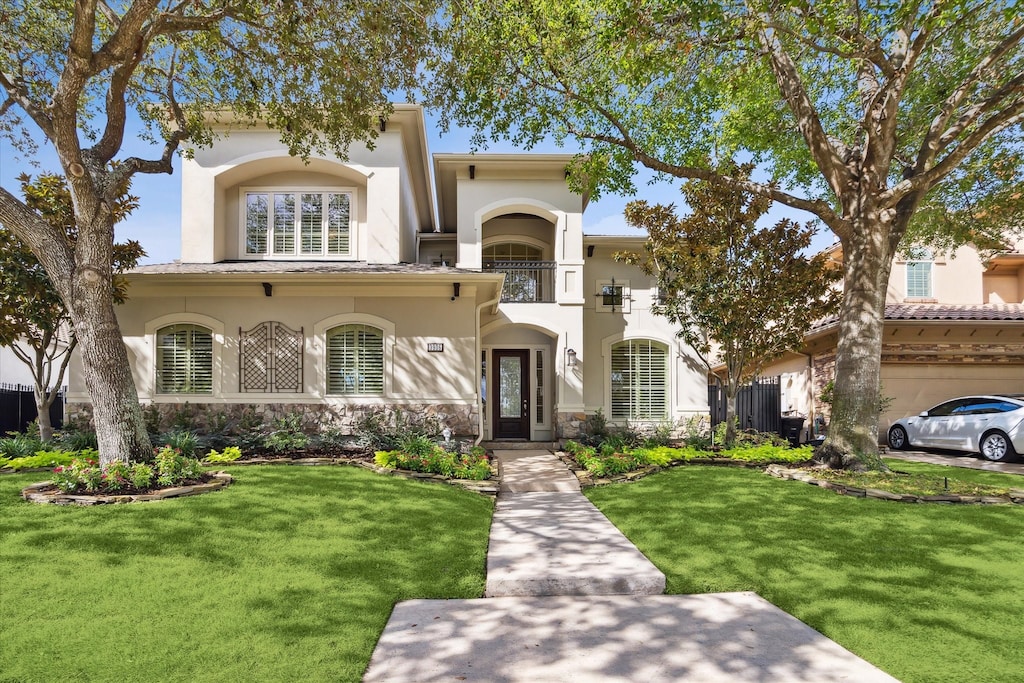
596, 279, 631, 313
605, 337, 670, 421
239, 186, 356, 260
313, 313, 394, 399
904, 247, 934, 299
145, 314, 224, 399
325, 324, 385, 396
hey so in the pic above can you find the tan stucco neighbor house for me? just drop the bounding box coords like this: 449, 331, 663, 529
761, 241, 1024, 442
66, 105, 708, 441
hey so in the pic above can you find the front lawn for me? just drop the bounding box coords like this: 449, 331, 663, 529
587, 462, 1024, 683
0, 466, 492, 682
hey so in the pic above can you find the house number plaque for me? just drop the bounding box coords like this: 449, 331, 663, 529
427, 343, 444, 352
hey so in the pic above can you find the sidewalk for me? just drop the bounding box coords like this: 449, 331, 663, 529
363, 448, 898, 682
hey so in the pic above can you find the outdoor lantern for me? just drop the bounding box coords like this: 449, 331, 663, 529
566, 348, 578, 367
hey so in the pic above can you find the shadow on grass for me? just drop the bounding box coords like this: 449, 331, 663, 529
587, 466, 1024, 682
0, 467, 493, 682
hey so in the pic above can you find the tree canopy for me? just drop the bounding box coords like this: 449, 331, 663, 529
0, 0, 441, 463
0, 172, 143, 441
432, 0, 1024, 465
619, 165, 842, 446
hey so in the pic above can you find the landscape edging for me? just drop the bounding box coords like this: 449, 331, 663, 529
765, 464, 1024, 505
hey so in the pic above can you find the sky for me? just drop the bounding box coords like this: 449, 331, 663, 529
0, 109, 837, 265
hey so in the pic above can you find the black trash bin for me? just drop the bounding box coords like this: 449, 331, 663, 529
779, 416, 805, 448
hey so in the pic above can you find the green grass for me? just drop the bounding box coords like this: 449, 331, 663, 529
0, 466, 493, 682
586, 464, 1024, 683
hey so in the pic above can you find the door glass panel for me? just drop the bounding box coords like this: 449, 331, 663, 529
499, 356, 522, 418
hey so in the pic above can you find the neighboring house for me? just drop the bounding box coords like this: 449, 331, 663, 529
761, 241, 1024, 441
65, 105, 708, 440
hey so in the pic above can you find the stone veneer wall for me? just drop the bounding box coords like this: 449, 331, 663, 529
554, 411, 588, 440
811, 352, 836, 419
66, 402, 479, 437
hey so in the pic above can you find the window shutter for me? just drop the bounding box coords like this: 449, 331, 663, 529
157, 324, 213, 394
610, 339, 667, 420
327, 193, 350, 255
273, 193, 296, 254
327, 324, 382, 395
245, 194, 269, 254
301, 194, 323, 254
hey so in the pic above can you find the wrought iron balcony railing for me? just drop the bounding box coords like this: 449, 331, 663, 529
483, 260, 557, 303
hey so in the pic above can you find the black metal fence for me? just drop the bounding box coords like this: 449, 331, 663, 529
0, 383, 65, 434
708, 376, 782, 434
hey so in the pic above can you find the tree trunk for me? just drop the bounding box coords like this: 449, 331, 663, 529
724, 381, 739, 448
33, 389, 55, 443
69, 266, 151, 465
817, 213, 894, 471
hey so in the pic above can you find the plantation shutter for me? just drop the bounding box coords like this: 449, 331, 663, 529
157, 324, 213, 394
327, 193, 351, 255
610, 340, 667, 420
273, 193, 296, 254
300, 193, 323, 255
327, 324, 383, 395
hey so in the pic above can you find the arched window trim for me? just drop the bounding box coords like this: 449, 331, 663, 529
145, 313, 225, 398
601, 333, 674, 422
313, 313, 395, 398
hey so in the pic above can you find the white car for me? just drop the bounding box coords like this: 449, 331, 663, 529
887, 395, 1024, 462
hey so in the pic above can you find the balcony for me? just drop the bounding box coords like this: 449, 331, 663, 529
483, 261, 557, 303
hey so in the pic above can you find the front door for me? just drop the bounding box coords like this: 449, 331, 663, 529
493, 349, 530, 439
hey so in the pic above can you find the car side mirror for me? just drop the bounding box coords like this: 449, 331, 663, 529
919, 411, 929, 418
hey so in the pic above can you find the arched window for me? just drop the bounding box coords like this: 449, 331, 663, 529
483, 243, 542, 261
326, 324, 384, 395
905, 247, 933, 298
156, 324, 213, 394
610, 339, 668, 420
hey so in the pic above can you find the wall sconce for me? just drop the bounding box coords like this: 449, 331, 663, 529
566, 348, 577, 367
469, 164, 476, 180
451, 282, 461, 301
262, 282, 273, 297
587, 244, 595, 258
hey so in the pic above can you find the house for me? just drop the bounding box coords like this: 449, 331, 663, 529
761, 241, 1024, 441
65, 105, 708, 441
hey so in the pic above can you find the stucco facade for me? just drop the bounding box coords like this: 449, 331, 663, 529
67, 106, 708, 440
761, 241, 1024, 442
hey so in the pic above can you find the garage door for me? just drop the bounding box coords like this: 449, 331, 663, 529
879, 363, 1024, 438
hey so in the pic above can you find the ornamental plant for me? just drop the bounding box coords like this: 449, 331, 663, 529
50, 446, 204, 494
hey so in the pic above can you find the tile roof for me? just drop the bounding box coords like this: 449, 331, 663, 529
810, 303, 1024, 332
128, 261, 478, 276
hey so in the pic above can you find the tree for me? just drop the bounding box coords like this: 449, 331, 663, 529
0, 173, 143, 442
0, 0, 438, 464
618, 165, 842, 448
431, 0, 1024, 468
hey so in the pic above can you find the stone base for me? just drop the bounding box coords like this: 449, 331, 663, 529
22, 472, 233, 505
66, 402, 479, 438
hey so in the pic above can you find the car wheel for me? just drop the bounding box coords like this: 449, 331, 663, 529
980, 431, 1018, 462
888, 425, 910, 451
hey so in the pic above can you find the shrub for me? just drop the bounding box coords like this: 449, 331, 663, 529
234, 408, 266, 451
0, 432, 42, 459
130, 462, 155, 489
374, 443, 491, 480
719, 444, 814, 463
679, 415, 712, 449
357, 409, 440, 452
206, 446, 243, 463
315, 424, 353, 451
1, 449, 79, 470
263, 413, 310, 453
54, 421, 98, 451
160, 430, 200, 457
153, 446, 205, 486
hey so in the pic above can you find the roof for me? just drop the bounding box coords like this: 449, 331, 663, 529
810, 303, 1024, 333
128, 261, 483, 276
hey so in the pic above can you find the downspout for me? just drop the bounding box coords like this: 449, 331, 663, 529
474, 275, 505, 445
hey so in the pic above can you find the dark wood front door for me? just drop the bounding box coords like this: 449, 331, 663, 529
493, 349, 530, 439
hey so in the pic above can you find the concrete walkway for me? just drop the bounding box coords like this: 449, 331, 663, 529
887, 449, 1024, 475
363, 448, 898, 682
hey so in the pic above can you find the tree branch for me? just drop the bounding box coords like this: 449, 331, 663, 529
755, 23, 851, 200
886, 99, 1024, 203
0, 71, 55, 139
914, 21, 1024, 173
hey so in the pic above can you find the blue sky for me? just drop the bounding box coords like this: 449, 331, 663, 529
1, 109, 836, 265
